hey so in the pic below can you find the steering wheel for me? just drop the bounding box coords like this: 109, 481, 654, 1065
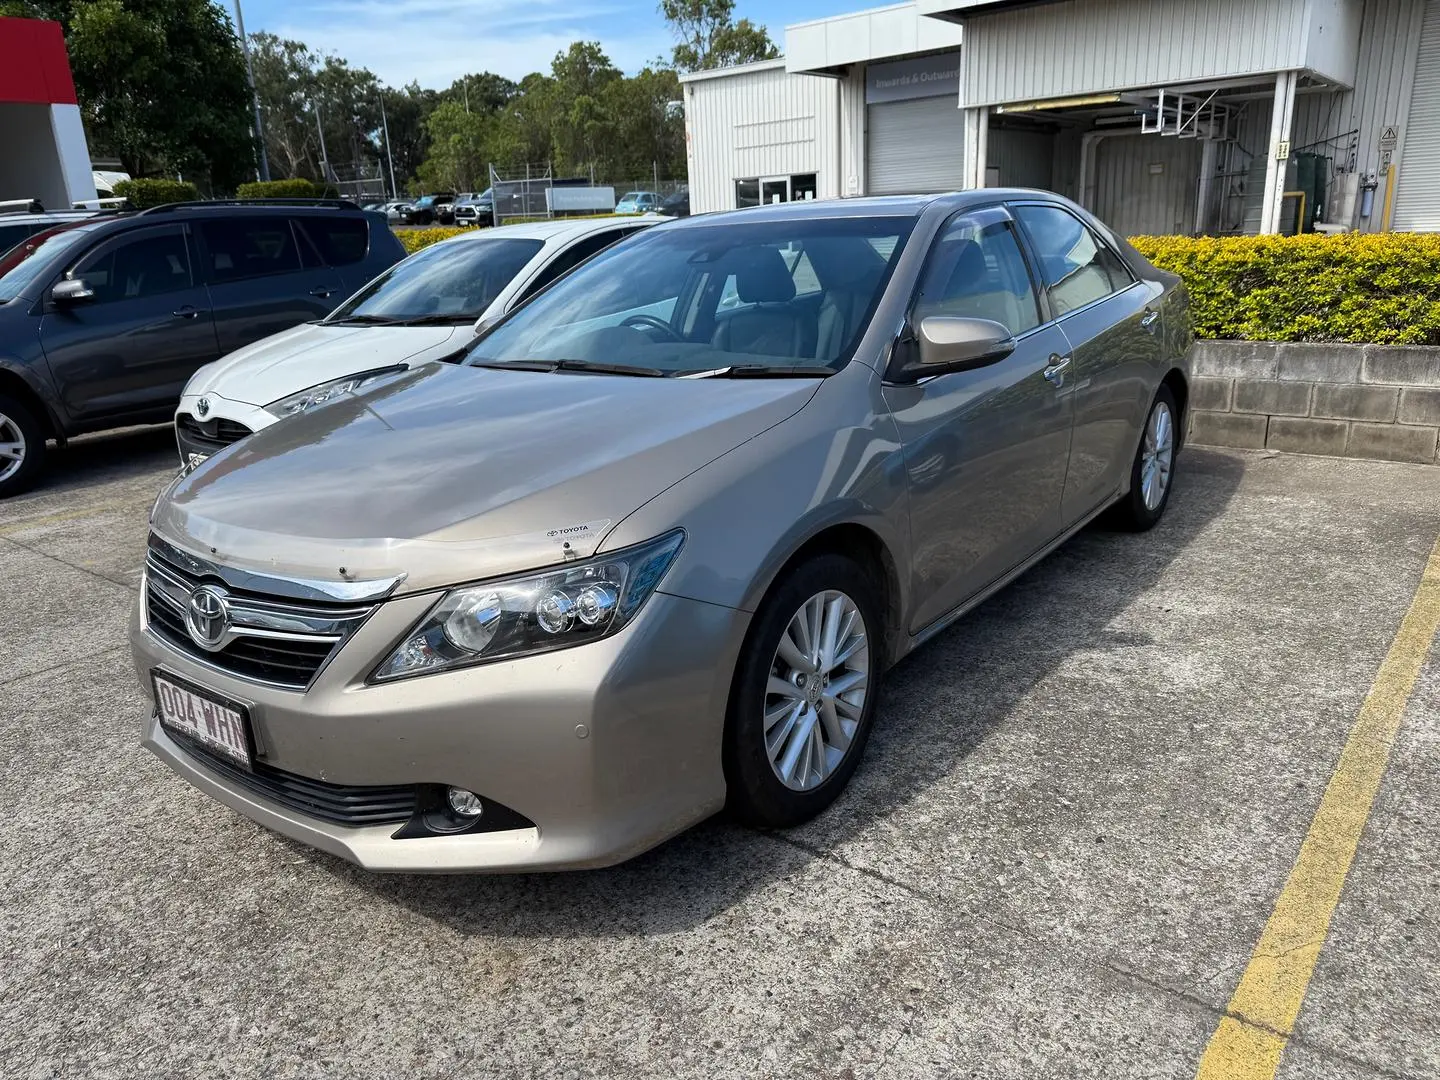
621, 314, 683, 342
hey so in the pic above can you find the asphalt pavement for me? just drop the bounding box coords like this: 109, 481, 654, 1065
1, 428, 1437, 1080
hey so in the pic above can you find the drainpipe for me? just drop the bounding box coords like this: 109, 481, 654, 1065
1078, 131, 1113, 212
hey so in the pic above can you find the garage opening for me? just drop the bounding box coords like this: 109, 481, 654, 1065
865, 52, 965, 195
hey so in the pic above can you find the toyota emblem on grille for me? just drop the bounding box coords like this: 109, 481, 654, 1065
185, 585, 231, 651
196, 396, 211, 419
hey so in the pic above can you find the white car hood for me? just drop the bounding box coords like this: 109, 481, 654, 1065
185, 323, 469, 406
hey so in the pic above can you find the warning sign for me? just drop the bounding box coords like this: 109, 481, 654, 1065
1380, 125, 1399, 149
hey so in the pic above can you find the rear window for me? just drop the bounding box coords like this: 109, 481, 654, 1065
199, 218, 302, 281
298, 216, 369, 266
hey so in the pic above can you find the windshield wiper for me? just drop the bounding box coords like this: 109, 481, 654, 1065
678, 364, 835, 379
470, 358, 665, 377
391, 313, 477, 326
325, 314, 406, 326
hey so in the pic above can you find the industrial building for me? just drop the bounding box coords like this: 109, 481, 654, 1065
680, 0, 1440, 236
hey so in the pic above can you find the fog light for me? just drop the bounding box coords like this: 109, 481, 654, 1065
446, 787, 484, 818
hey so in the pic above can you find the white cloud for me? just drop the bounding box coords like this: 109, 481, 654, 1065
265, 0, 676, 86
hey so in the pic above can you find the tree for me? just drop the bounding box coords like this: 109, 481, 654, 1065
419, 100, 491, 191
659, 0, 779, 73
4, 0, 257, 189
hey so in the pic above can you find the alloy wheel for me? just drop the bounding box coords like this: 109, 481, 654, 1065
764, 589, 870, 791
0, 410, 25, 485
1140, 400, 1174, 511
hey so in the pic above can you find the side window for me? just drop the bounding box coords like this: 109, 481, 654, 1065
1014, 204, 1133, 316
298, 216, 369, 266
519, 232, 623, 302
911, 213, 1041, 337
0, 222, 36, 256
72, 228, 192, 303
199, 217, 302, 282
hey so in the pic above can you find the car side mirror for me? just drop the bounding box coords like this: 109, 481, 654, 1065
52, 278, 94, 304
909, 316, 1015, 378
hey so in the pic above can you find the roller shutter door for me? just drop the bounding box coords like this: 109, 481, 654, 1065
866, 98, 966, 195
1393, 0, 1440, 230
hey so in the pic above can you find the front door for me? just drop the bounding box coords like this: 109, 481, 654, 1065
883, 206, 1074, 633
1013, 202, 1161, 522
39, 224, 219, 422
195, 216, 346, 357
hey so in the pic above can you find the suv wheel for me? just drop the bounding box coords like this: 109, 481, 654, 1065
724, 553, 884, 828
0, 393, 48, 499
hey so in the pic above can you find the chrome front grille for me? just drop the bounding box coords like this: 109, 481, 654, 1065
144, 546, 375, 691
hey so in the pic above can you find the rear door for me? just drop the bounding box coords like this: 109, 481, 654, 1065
1012, 202, 1160, 524
196, 215, 346, 356
883, 205, 1075, 632
38, 223, 219, 421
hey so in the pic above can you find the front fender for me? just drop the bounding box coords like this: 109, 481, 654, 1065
0, 353, 67, 434
601, 361, 913, 626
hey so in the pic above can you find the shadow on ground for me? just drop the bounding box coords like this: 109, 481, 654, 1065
298, 449, 1248, 934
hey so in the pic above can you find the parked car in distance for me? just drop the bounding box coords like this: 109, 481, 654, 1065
173, 215, 659, 465
658, 187, 690, 217
402, 194, 455, 225
381, 201, 412, 224
134, 190, 1192, 873
615, 191, 662, 214
0, 203, 104, 257
451, 190, 494, 228
0, 199, 404, 497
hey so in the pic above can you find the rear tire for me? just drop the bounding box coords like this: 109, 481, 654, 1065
1111, 384, 1178, 531
724, 553, 884, 828
0, 393, 47, 499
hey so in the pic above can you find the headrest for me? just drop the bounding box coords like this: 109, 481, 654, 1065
731, 247, 796, 304
943, 239, 989, 295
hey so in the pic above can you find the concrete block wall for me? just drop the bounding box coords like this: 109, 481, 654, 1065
1186, 342, 1440, 466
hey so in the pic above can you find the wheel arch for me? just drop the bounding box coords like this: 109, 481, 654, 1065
1161, 366, 1189, 450
0, 363, 61, 442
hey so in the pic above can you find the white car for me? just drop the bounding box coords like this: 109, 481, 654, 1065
174, 216, 660, 464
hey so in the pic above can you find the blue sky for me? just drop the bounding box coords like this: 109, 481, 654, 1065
237, 0, 839, 88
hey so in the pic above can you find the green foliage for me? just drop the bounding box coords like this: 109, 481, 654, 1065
235, 178, 337, 200
660, 0, 780, 72
35, 0, 256, 189
1131, 233, 1440, 345
395, 227, 465, 254
112, 178, 200, 208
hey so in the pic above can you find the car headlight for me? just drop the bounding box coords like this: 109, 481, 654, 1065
265, 366, 406, 419
372, 530, 684, 682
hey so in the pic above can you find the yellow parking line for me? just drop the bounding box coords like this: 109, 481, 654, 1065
1195, 530, 1440, 1079
0, 499, 133, 538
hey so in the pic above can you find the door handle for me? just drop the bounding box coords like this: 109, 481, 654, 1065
1140, 308, 1161, 330
172, 305, 200, 319
1043, 354, 1072, 386
309, 286, 335, 298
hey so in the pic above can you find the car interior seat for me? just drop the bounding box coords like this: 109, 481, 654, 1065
710, 247, 806, 358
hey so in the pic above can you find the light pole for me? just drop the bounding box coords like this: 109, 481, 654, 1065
379, 94, 399, 201
233, 0, 270, 181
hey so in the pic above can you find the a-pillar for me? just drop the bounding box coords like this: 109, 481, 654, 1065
1259, 70, 1298, 234
962, 106, 989, 189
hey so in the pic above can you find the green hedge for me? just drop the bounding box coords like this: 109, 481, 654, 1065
396, 227, 465, 254
1131, 233, 1440, 345
235, 178, 339, 200
112, 178, 199, 209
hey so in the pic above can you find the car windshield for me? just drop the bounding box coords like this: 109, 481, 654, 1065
464, 215, 915, 375
327, 235, 544, 325
0, 222, 99, 302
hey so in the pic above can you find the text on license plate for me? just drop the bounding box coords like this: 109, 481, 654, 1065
153, 674, 252, 769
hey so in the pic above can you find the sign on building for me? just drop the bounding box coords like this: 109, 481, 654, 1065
865, 52, 962, 104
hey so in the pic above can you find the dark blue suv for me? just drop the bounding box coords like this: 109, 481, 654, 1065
0, 200, 404, 497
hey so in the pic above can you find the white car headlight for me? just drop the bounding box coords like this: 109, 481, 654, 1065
372, 531, 684, 682
265, 366, 406, 419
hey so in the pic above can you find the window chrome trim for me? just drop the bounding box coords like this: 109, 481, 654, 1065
147, 533, 405, 604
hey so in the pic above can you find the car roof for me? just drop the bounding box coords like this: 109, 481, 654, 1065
443, 216, 661, 244
680, 189, 1074, 229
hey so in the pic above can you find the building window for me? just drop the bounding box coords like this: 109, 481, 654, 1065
734, 174, 821, 210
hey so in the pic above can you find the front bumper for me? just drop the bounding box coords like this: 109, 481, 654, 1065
131, 583, 749, 872
174, 393, 276, 464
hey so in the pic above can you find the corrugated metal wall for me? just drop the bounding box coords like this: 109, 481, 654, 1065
988, 126, 1055, 189
1093, 134, 1205, 236
683, 64, 839, 214
962, 0, 1308, 107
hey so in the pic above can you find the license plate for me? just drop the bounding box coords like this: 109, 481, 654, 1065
152, 671, 254, 770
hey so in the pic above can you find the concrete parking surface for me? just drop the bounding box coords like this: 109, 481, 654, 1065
1, 429, 1438, 1080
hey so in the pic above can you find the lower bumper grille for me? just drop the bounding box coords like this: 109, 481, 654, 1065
173, 736, 418, 827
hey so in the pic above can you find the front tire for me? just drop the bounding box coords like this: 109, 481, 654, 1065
724, 553, 884, 828
1112, 384, 1178, 531
0, 394, 48, 499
